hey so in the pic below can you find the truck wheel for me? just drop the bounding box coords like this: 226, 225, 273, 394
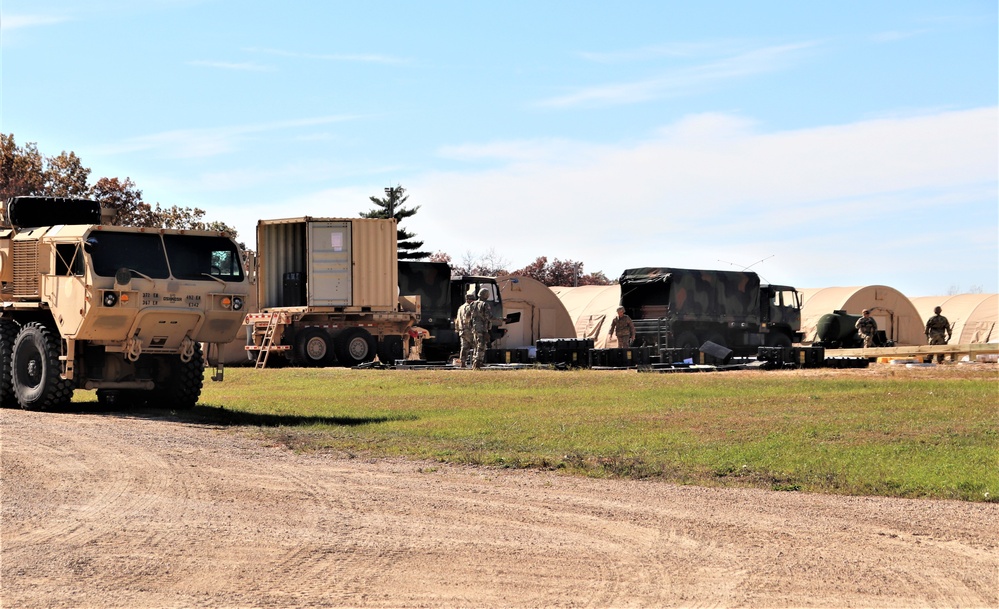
674, 331, 700, 351
377, 335, 404, 365
245, 324, 260, 362
12, 322, 74, 411
335, 328, 376, 367
151, 344, 204, 410
295, 327, 336, 367
0, 319, 17, 408
766, 333, 793, 349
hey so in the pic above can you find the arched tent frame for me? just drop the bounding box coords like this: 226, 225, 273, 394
495, 275, 576, 348
910, 294, 998, 344
550, 284, 622, 349
800, 286, 925, 346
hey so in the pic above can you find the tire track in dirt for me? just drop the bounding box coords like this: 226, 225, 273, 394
312, 468, 748, 608
1, 411, 196, 604
207, 459, 400, 607
3, 412, 174, 550
4, 407, 998, 609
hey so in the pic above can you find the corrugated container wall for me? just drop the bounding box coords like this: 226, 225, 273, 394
256, 217, 398, 312
350, 218, 398, 309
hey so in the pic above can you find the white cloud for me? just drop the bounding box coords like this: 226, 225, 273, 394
871, 30, 929, 43
578, 41, 736, 63
404, 106, 997, 294
243, 47, 411, 65
0, 14, 70, 31
187, 60, 274, 72
537, 42, 818, 108
94, 115, 364, 159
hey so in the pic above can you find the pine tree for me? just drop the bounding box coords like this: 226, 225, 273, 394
361, 185, 430, 260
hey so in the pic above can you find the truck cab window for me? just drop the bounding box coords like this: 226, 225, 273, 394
473, 283, 498, 301
163, 235, 244, 281
55, 243, 84, 276
87, 232, 170, 279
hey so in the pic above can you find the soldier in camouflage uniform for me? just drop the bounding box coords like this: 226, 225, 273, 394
924, 306, 951, 363
855, 309, 878, 348
608, 306, 636, 347
470, 287, 493, 369
455, 292, 476, 367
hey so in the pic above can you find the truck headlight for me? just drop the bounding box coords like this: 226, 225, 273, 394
232, 296, 244, 311
103, 292, 118, 307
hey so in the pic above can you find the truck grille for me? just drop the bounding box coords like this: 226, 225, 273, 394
13, 241, 39, 298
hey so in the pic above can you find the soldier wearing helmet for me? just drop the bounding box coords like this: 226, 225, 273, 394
855, 309, 877, 348
924, 306, 951, 363
469, 287, 493, 369
455, 292, 476, 367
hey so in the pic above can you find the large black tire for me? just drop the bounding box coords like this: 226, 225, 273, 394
0, 319, 18, 408
151, 344, 204, 410
335, 328, 376, 367
12, 322, 74, 411
766, 332, 793, 349
295, 327, 336, 367
674, 331, 700, 351
245, 324, 260, 363
376, 335, 404, 365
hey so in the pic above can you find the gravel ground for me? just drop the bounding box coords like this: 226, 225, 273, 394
2, 403, 997, 608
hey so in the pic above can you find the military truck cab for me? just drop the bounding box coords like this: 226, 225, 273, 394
760, 284, 805, 348
0, 196, 249, 410
397, 261, 516, 362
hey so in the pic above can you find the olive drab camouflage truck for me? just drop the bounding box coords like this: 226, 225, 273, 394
0, 196, 249, 410
397, 261, 518, 362
618, 267, 803, 356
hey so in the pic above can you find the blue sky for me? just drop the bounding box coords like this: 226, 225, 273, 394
2, 0, 996, 296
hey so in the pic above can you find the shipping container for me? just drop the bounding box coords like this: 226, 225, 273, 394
246, 217, 417, 368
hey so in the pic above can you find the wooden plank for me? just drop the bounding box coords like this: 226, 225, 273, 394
826, 343, 998, 358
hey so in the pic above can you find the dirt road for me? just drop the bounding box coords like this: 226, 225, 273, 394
2, 407, 997, 608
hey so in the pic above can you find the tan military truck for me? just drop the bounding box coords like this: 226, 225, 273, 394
0, 196, 250, 410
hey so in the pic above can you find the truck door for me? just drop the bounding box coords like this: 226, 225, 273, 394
308, 221, 352, 306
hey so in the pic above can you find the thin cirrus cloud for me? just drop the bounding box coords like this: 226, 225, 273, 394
870, 30, 929, 43
0, 13, 70, 31
187, 60, 275, 72
537, 41, 818, 108
95, 115, 363, 159
243, 47, 412, 65
578, 40, 748, 63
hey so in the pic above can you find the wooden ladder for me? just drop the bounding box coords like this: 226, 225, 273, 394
255, 313, 281, 369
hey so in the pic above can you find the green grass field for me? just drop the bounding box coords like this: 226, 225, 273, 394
179, 364, 998, 502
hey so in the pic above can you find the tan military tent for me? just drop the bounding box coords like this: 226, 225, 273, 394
800, 286, 925, 346
910, 294, 998, 344
549, 284, 622, 349
494, 275, 576, 348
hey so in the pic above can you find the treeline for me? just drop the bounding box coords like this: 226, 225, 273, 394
2, 134, 612, 285
1, 134, 238, 239
430, 250, 612, 286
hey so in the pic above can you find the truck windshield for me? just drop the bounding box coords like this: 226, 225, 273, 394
88, 232, 243, 282
163, 234, 244, 281
88, 232, 170, 278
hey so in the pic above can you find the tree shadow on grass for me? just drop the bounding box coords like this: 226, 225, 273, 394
56, 400, 411, 428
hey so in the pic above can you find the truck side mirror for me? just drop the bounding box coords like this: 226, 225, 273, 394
504, 312, 521, 325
